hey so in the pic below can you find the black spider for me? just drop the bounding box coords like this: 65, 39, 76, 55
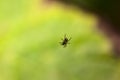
59, 34, 71, 47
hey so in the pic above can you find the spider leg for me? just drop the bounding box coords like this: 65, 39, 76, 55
59, 42, 62, 44
68, 37, 72, 41
64, 34, 67, 38
63, 44, 67, 48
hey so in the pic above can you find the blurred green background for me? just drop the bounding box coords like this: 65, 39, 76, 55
0, 0, 120, 80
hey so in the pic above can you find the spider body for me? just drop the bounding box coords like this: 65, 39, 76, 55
60, 34, 71, 47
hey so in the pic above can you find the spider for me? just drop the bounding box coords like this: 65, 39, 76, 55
59, 34, 71, 47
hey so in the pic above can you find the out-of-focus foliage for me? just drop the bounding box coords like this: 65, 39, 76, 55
0, 0, 120, 80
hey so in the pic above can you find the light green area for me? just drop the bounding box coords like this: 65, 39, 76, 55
0, 0, 120, 80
